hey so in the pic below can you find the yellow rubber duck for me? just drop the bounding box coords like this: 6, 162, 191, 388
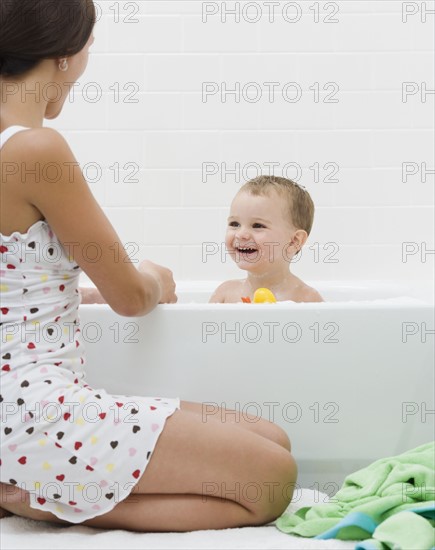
253, 288, 277, 303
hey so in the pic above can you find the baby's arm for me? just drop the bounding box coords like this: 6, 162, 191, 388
209, 280, 239, 303
209, 282, 227, 303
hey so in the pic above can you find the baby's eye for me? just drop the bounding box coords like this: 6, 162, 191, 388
252, 223, 266, 229
228, 221, 240, 227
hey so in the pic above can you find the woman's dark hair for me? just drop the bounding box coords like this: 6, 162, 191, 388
0, 0, 96, 77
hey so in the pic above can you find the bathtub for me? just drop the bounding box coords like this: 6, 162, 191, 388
79, 280, 434, 492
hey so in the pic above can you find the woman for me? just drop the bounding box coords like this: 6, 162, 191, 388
0, 0, 297, 531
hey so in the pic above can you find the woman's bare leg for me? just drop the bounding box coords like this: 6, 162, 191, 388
0, 407, 297, 531
180, 400, 291, 451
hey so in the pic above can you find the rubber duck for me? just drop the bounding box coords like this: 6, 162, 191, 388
241, 288, 277, 303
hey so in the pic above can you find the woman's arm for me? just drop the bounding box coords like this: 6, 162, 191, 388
17, 128, 176, 316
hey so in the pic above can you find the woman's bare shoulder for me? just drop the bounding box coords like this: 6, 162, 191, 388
1, 127, 70, 161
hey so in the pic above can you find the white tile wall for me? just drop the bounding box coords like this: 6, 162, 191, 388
46, 0, 434, 282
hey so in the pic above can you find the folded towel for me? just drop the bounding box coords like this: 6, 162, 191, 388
276, 442, 435, 549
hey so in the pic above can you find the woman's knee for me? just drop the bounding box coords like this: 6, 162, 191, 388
250, 448, 297, 525
267, 422, 292, 452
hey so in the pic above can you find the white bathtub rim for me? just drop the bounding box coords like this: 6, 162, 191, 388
80, 300, 432, 313
79, 279, 434, 306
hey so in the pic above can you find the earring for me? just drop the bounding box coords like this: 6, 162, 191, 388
58, 58, 69, 72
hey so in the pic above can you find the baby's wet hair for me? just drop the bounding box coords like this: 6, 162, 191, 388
240, 175, 315, 235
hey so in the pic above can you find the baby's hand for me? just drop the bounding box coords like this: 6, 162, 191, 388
138, 260, 177, 304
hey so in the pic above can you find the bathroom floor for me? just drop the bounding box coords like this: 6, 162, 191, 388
1, 490, 356, 549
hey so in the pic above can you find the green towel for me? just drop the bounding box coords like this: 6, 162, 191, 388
276, 442, 435, 549
358, 511, 435, 550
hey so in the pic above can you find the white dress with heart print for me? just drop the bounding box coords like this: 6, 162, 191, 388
0, 126, 180, 522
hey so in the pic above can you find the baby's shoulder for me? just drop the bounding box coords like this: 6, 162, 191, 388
209, 279, 244, 303
295, 282, 324, 303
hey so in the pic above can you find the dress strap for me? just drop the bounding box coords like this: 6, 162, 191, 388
0, 125, 32, 150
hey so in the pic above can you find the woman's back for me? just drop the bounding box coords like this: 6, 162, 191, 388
0, 125, 52, 236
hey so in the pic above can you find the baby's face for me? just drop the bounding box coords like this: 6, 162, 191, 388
226, 190, 295, 272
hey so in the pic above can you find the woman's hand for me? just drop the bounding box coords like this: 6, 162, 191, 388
79, 287, 106, 304
138, 260, 177, 304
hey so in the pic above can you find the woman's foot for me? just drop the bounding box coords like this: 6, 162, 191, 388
0, 507, 13, 519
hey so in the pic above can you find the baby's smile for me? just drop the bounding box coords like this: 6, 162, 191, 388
233, 242, 261, 262
235, 243, 258, 252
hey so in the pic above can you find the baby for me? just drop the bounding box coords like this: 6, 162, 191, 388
209, 175, 323, 303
